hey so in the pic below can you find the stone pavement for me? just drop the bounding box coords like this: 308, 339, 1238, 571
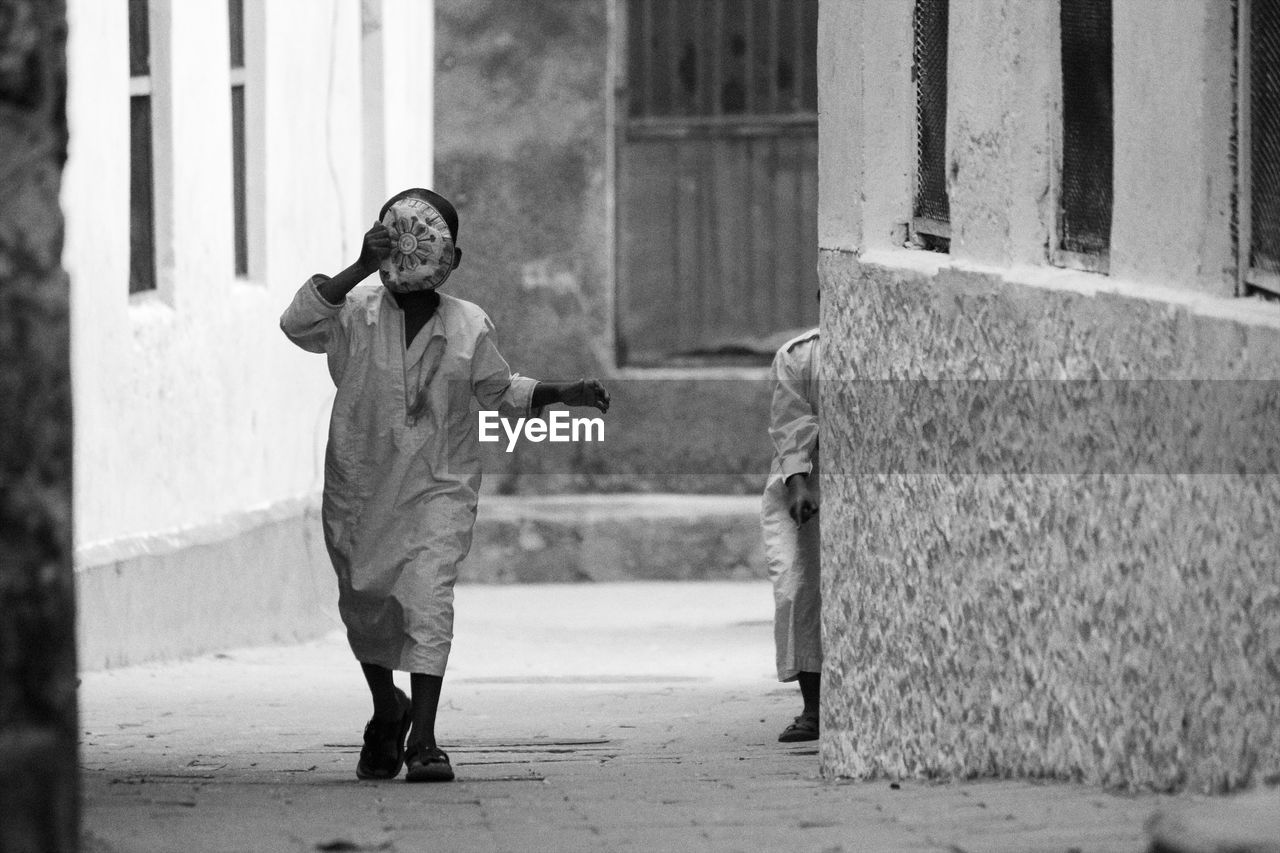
80, 581, 1266, 853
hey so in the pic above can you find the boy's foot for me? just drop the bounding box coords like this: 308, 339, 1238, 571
404, 744, 455, 783
356, 688, 412, 780
778, 712, 819, 742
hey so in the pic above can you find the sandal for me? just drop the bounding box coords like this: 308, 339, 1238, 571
355, 688, 412, 780
778, 712, 819, 743
404, 744, 455, 783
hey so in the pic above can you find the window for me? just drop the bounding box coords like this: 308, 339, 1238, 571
229, 0, 248, 278
1241, 0, 1280, 297
617, 0, 820, 366
129, 0, 156, 294
1056, 0, 1113, 271
912, 0, 949, 250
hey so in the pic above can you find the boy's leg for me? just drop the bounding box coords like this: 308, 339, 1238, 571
361, 663, 403, 721
356, 663, 412, 780
405, 673, 454, 782
407, 673, 443, 750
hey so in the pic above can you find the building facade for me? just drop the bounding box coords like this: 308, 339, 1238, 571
66, 0, 435, 669
818, 0, 1280, 791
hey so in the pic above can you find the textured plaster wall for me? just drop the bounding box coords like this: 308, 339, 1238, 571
819, 252, 1280, 792
0, 0, 78, 845
434, 0, 774, 495
818, 0, 1280, 791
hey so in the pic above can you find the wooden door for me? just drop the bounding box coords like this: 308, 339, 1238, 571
617, 0, 820, 366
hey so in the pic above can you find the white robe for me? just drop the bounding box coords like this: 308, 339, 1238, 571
281, 277, 539, 674
762, 329, 821, 683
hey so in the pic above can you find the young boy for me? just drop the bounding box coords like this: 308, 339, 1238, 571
762, 328, 821, 742
280, 188, 609, 782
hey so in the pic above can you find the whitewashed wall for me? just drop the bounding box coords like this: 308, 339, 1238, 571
63, 0, 433, 668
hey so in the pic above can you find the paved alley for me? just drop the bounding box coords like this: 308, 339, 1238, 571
81, 581, 1208, 853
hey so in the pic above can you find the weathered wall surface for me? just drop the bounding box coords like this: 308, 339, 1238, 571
434, 0, 774, 495
819, 251, 1280, 793
818, 0, 1280, 792
0, 0, 78, 846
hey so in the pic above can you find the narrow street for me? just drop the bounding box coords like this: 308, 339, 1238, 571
81, 582, 1193, 853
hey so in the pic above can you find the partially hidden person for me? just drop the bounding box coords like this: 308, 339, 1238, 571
762, 327, 821, 742
280, 188, 610, 782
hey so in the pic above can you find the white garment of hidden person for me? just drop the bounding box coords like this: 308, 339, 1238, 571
762, 329, 822, 683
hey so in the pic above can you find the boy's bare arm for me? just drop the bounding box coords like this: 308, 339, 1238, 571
531, 378, 611, 413
316, 222, 392, 305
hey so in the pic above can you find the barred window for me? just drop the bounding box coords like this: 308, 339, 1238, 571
913, 0, 949, 249
129, 0, 156, 294
1058, 0, 1113, 269
1243, 0, 1280, 296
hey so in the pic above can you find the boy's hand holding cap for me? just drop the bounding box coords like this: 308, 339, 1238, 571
358, 222, 393, 275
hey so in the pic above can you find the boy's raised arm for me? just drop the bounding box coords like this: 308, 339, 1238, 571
315, 222, 391, 305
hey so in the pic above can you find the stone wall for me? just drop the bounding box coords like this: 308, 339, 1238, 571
0, 0, 78, 847
818, 250, 1280, 792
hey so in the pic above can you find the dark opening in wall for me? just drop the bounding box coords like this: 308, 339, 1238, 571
1059, 0, 1113, 264
912, 0, 949, 252
1247, 0, 1280, 296
230, 0, 248, 278
128, 0, 156, 294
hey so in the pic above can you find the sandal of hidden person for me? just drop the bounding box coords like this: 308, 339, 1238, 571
405, 744, 455, 783
778, 712, 819, 743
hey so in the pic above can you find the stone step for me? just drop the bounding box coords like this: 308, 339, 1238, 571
464, 494, 766, 584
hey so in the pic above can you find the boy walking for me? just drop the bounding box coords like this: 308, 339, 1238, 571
281, 188, 609, 781
762, 328, 821, 742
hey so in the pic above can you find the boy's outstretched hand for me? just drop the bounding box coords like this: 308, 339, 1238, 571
561, 378, 611, 413
357, 221, 392, 275
785, 473, 818, 526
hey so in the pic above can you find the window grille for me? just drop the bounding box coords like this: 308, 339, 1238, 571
1058, 0, 1113, 265
230, 0, 248, 278
1245, 0, 1280, 295
625, 0, 817, 124
913, 0, 949, 247
129, 0, 156, 294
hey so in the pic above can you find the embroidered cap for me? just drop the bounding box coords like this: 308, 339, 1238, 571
378, 194, 457, 293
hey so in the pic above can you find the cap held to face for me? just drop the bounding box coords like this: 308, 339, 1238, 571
378, 195, 457, 293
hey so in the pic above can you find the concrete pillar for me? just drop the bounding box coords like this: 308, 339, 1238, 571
0, 0, 78, 850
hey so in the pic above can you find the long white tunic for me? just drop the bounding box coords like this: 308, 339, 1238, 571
761, 329, 821, 682
281, 277, 538, 674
